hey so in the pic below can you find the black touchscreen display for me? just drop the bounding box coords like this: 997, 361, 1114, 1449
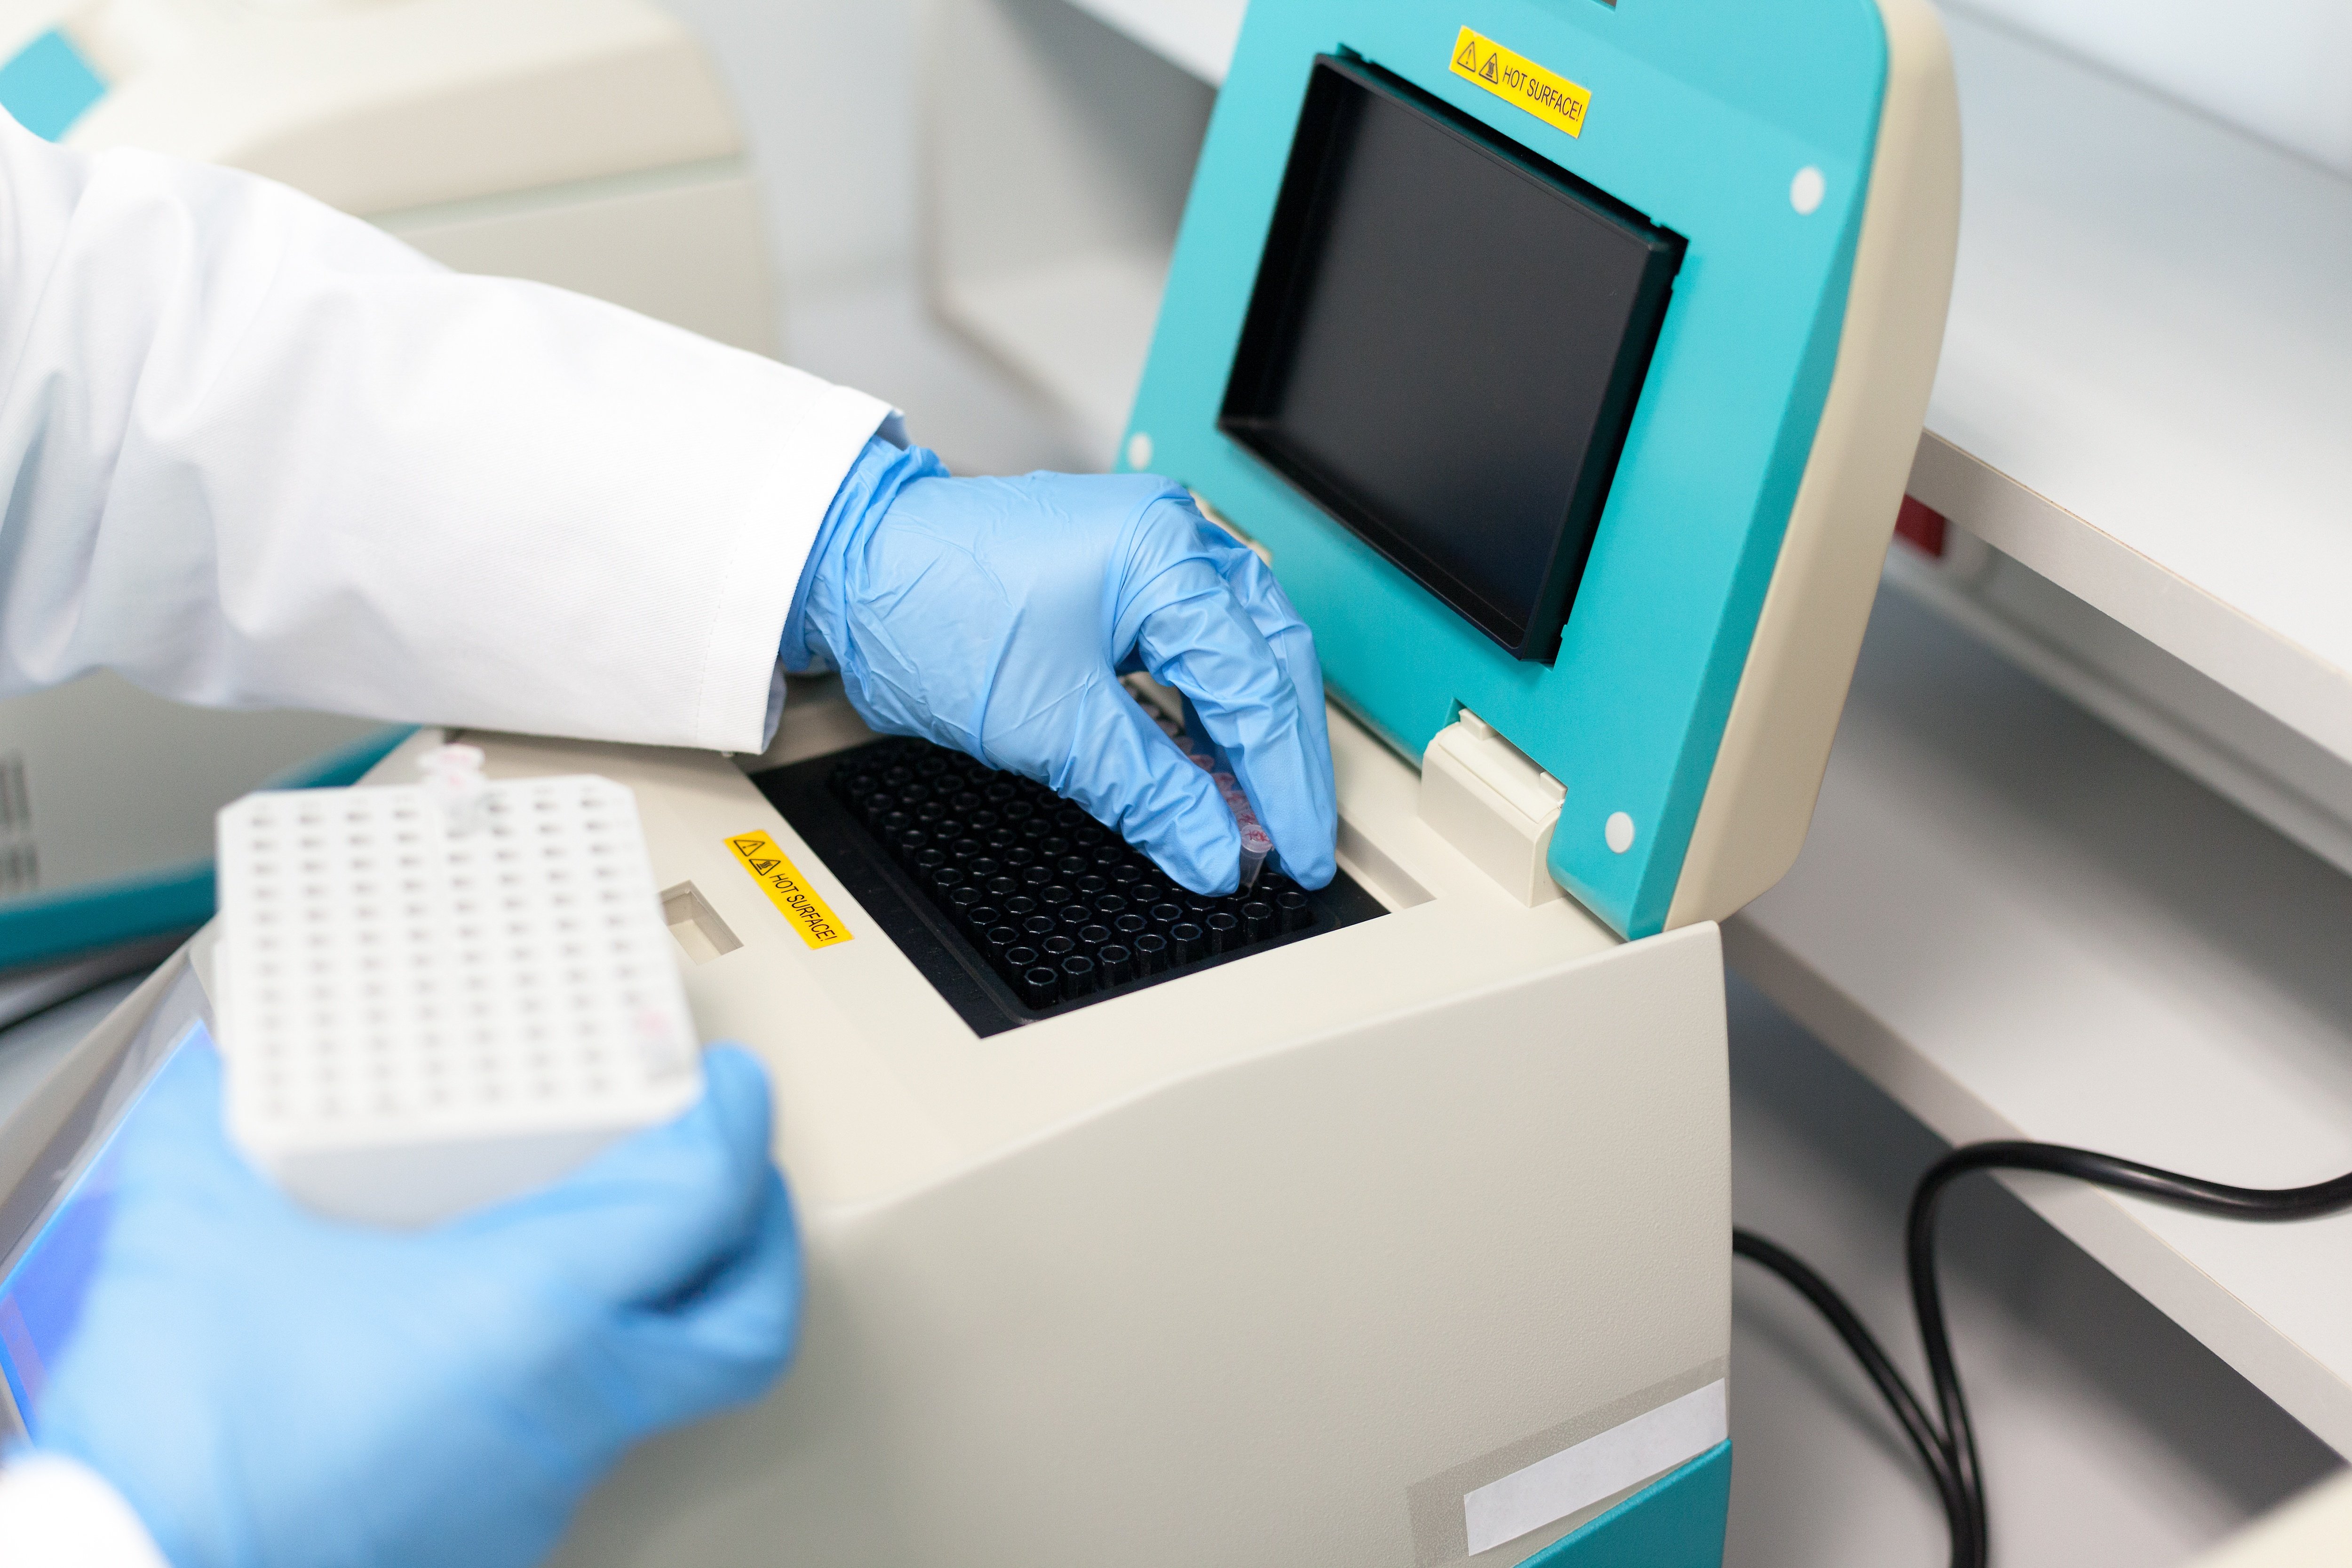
1221, 56, 1683, 661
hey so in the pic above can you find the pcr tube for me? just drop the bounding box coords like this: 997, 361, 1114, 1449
416, 743, 491, 836
1213, 771, 1272, 889
1171, 732, 1272, 890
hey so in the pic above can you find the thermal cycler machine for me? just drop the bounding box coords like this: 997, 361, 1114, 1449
0, 0, 1958, 1563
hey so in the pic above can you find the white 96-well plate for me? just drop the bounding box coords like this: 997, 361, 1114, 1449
215, 774, 702, 1226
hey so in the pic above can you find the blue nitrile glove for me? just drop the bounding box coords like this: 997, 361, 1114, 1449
31, 1041, 799, 1568
785, 437, 1338, 893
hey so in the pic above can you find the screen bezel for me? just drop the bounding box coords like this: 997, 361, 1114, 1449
1218, 54, 1684, 663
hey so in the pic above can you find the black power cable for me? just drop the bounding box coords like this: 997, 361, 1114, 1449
1740, 1144, 2352, 1568
1911, 1145, 2352, 1568
1732, 1230, 1969, 1564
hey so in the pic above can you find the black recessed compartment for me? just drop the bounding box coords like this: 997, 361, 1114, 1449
751, 737, 1386, 1038
1220, 55, 1685, 662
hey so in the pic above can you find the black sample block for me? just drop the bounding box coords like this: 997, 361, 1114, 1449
1221, 54, 1684, 662
750, 737, 1388, 1036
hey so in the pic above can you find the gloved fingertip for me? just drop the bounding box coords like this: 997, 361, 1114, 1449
1276, 846, 1339, 891
1149, 836, 1241, 897
546, 1047, 774, 1225
699, 1044, 772, 1105
1136, 756, 1245, 897
1255, 809, 1337, 891
691, 1045, 776, 1156
629, 1169, 804, 1426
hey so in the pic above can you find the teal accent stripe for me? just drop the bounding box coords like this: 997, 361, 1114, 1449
1518, 1440, 1732, 1568
0, 29, 106, 142
0, 726, 416, 972
0, 861, 216, 973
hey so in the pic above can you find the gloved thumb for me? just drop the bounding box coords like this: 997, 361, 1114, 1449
452, 1046, 779, 1307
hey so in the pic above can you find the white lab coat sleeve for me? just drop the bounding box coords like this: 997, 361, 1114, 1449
0, 109, 894, 753
0, 1455, 170, 1568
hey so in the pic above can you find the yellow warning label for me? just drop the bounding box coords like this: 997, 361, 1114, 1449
1450, 26, 1590, 139
725, 832, 853, 949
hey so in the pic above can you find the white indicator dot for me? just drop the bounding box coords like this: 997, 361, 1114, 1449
1126, 431, 1155, 471
1605, 812, 1637, 854
1790, 167, 1826, 215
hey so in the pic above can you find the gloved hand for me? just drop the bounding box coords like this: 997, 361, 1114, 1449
785, 437, 1338, 894
33, 1039, 799, 1568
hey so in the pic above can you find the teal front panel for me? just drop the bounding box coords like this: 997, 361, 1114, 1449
1124, 0, 1887, 936
1519, 1441, 1732, 1568
0, 726, 414, 971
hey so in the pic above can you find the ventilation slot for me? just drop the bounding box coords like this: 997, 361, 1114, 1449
663, 881, 742, 965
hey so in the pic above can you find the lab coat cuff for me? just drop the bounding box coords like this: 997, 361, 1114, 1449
0, 1455, 172, 1568
760, 663, 787, 753
696, 384, 899, 754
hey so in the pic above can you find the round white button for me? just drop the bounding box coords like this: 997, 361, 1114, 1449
1789, 167, 1826, 216
1605, 812, 1637, 854
1126, 432, 1155, 471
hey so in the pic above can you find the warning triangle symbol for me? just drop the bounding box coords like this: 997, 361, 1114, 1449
1456, 36, 1480, 70
731, 836, 767, 855
1481, 50, 1502, 83
750, 857, 781, 876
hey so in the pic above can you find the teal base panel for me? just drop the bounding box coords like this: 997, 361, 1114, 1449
258, 724, 420, 794
1518, 1441, 1732, 1568
0, 725, 415, 972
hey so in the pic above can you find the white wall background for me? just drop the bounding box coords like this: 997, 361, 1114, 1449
651, 0, 1094, 474
1946, 0, 2352, 177
650, 0, 920, 294
660, 0, 2352, 307
654, 0, 2352, 476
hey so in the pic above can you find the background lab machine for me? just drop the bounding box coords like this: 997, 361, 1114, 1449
0, 0, 774, 963
0, 0, 1961, 1563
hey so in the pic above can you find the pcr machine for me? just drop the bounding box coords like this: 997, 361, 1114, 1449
0, 0, 1959, 1563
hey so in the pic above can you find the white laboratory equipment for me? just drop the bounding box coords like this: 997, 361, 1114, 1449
0, 0, 776, 968
483, 705, 1742, 1568
0, 0, 1963, 1562
571, 0, 1957, 1557
0, 0, 774, 352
